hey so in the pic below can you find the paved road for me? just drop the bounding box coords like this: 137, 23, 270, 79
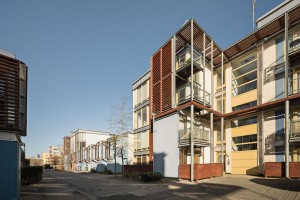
21, 171, 300, 200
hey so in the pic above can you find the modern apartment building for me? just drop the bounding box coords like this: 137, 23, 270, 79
0, 49, 28, 199
63, 136, 71, 171
49, 145, 64, 170
132, 0, 300, 180
69, 129, 111, 171
132, 70, 150, 165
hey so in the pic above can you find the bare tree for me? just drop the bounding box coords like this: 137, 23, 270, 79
108, 96, 132, 175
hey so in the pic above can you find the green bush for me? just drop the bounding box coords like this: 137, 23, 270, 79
21, 166, 43, 185
140, 172, 161, 182
103, 169, 112, 175
123, 172, 140, 179
91, 168, 97, 173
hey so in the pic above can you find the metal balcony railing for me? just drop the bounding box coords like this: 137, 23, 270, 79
288, 77, 300, 96
176, 48, 202, 72
291, 120, 300, 139
289, 34, 300, 54
178, 128, 210, 146
177, 82, 210, 106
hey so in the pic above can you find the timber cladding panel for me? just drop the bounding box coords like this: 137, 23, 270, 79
264, 162, 300, 178
151, 40, 172, 114
179, 164, 223, 180
0, 55, 20, 131
124, 164, 153, 174
0, 54, 27, 135
264, 162, 284, 177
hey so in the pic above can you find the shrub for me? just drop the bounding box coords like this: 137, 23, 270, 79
123, 172, 140, 179
104, 169, 112, 175
91, 168, 97, 173
21, 166, 43, 185
140, 172, 161, 182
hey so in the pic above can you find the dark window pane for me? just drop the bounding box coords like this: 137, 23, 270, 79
250, 134, 257, 142
242, 144, 250, 150
249, 143, 257, 150
243, 135, 250, 143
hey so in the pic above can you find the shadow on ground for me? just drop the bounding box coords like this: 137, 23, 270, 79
250, 178, 300, 192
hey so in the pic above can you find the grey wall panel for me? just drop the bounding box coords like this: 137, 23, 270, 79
153, 113, 179, 178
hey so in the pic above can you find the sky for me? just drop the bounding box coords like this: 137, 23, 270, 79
0, 0, 284, 157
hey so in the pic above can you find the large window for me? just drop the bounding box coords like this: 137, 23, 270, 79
232, 52, 257, 96
231, 116, 257, 128
136, 81, 148, 106
136, 107, 148, 129
232, 101, 257, 111
232, 134, 257, 151
135, 131, 149, 151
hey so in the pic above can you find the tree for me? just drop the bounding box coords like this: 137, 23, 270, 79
51, 155, 59, 170
108, 96, 132, 175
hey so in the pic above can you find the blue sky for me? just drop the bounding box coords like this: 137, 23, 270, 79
0, 0, 283, 157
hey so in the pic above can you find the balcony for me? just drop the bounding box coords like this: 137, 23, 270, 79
177, 82, 211, 106
176, 48, 203, 77
288, 77, 300, 96
291, 120, 300, 140
289, 34, 300, 56
178, 128, 210, 147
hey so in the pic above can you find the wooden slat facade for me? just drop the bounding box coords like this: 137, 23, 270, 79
0, 54, 27, 136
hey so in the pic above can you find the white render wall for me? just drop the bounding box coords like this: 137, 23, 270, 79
262, 39, 276, 103
153, 113, 179, 178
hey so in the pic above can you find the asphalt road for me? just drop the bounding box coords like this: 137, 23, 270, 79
21, 170, 300, 200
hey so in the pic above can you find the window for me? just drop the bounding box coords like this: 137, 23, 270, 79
135, 82, 148, 106
233, 134, 257, 151
135, 131, 148, 151
136, 107, 148, 129
232, 101, 257, 111
232, 52, 257, 96
231, 116, 257, 128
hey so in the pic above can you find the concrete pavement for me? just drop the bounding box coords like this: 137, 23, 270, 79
21, 171, 300, 200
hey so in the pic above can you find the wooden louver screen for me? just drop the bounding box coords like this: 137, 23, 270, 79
0, 56, 19, 131
0, 54, 27, 136
151, 40, 173, 114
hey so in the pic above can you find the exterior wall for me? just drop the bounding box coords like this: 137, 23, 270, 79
225, 63, 232, 113
264, 111, 277, 162
153, 113, 179, 178
262, 39, 276, 103
225, 121, 232, 173
231, 90, 257, 107
0, 138, 21, 200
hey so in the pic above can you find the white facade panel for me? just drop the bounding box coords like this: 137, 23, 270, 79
153, 114, 179, 178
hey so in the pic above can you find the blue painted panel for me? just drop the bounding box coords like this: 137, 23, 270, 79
0, 140, 20, 200
275, 110, 284, 162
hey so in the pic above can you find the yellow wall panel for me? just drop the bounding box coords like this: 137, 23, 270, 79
231, 124, 257, 137
232, 151, 258, 175
232, 89, 257, 107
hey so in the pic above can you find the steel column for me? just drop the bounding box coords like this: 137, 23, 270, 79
210, 40, 214, 163
203, 33, 206, 106
190, 20, 194, 182
284, 12, 290, 179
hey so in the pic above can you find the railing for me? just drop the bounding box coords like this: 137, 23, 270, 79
176, 48, 202, 71
178, 128, 210, 146
289, 34, 300, 54
177, 82, 210, 105
291, 120, 300, 139
288, 77, 300, 96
